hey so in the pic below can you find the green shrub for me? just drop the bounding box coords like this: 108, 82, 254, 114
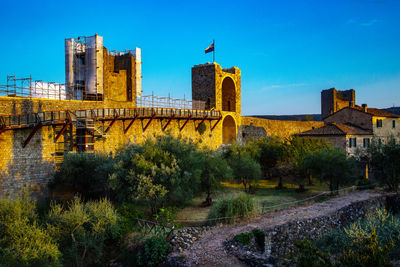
245, 136, 287, 179
199, 151, 232, 205
304, 147, 356, 193
110, 135, 204, 210
52, 152, 113, 199
252, 229, 266, 252
136, 235, 169, 267
0, 190, 61, 266
0, 220, 62, 266
356, 176, 375, 189
232, 229, 266, 251
291, 239, 333, 267
345, 209, 400, 260
286, 136, 331, 190
46, 197, 118, 266
367, 139, 400, 192
315, 228, 348, 254
316, 208, 400, 261
207, 193, 258, 224
154, 207, 177, 226
340, 228, 393, 267
233, 232, 253, 246
116, 203, 145, 237
227, 153, 262, 193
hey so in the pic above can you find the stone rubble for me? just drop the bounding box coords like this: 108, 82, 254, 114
223, 240, 279, 267
169, 226, 213, 253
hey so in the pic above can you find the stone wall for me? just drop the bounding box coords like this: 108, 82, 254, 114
0, 96, 324, 198
192, 63, 217, 109
0, 96, 224, 198
0, 61, 325, 198
221, 194, 388, 266
267, 195, 386, 257
0, 97, 323, 197
237, 124, 267, 143
0, 96, 135, 116
0, 126, 55, 198
372, 116, 400, 142
241, 116, 324, 140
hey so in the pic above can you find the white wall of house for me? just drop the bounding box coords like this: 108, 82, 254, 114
372, 117, 400, 144
345, 134, 374, 156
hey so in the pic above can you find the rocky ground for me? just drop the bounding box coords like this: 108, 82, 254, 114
167, 190, 383, 267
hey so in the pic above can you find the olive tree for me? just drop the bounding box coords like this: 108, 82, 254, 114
287, 137, 331, 190
199, 151, 232, 205
304, 147, 355, 193
367, 139, 400, 192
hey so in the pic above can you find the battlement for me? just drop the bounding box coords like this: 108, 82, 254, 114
222, 67, 238, 74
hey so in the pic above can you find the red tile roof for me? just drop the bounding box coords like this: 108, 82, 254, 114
353, 106, 400, 118
297, 122, 372, 136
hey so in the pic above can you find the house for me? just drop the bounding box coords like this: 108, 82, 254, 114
297, 122, 373, 156
298, 89, 400, 156
324, 104, 400, 148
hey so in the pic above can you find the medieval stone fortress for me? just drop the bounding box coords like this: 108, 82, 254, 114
0, 34, 398, 198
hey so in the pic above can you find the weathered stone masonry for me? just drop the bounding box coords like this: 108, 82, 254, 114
0, 36, 323, 198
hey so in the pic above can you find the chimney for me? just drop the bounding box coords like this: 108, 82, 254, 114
362, 104, 367, 112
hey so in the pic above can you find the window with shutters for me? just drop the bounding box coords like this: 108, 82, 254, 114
363, 138, 370, 148
349, 137, 357, 148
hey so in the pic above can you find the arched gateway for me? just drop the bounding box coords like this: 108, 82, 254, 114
222, 115, 236, 144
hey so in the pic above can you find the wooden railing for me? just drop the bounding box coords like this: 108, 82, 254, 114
0, 107, 222, 130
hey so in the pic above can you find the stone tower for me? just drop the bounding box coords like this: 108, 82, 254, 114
65, 34, 142, 102
321, 88, 355, 120
192, 62, 241, 114
192, 62, 241, 144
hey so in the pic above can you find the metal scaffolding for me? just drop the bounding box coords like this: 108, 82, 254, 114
0, 75, 68, 100
136, 93, 207, 110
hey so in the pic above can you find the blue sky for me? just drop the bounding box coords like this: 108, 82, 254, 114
0, 0, 399, 115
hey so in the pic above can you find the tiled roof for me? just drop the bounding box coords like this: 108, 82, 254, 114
353, 106, 400, 118
297, 122, 372, 136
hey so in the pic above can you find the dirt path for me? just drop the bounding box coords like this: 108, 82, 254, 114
177, 190, 382, 267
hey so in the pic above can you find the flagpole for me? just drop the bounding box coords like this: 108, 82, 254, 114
213, 39, 215, 63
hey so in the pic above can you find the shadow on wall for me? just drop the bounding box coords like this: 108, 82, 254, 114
0, 99, 54, 199
223, 115, 236, 144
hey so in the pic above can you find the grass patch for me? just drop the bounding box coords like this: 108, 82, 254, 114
233, 232, 253, 246
175, 178, 330, 226
207, 193, 258, 225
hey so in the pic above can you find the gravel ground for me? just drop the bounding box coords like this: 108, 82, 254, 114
172, 190, 382, 267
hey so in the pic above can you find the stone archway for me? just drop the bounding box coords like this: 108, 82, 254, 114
221, 77, 236, 112
222, 115, 236, 144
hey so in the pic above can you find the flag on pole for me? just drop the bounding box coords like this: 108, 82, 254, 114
205, 42, 214, 54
